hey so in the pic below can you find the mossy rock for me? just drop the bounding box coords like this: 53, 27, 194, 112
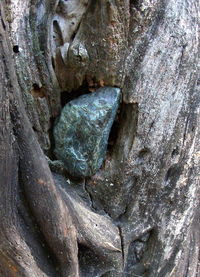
54, 86, 121, 178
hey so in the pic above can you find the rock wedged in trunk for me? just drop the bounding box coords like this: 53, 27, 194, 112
54, 86, 121, 178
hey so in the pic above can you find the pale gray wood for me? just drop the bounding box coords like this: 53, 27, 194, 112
0, 0, 199, 276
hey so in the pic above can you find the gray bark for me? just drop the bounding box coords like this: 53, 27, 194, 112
0, 0, 199, 277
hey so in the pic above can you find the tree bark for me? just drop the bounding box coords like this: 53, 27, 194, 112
0, 0, 199, 277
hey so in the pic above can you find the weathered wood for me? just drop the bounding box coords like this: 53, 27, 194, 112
1, 2, 79, 276
0, 0, 199, 276
0, 3, 56, 276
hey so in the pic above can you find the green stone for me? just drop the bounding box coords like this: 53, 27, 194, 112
53, 87, 121, 178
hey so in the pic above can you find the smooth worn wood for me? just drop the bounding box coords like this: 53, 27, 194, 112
0, 0, 199, 276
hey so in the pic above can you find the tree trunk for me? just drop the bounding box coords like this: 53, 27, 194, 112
0, 0, 199, 277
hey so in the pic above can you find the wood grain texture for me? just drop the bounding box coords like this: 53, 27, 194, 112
0, 0, 199, 276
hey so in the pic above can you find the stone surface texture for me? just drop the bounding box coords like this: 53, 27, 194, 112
54, 87, 120, 177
